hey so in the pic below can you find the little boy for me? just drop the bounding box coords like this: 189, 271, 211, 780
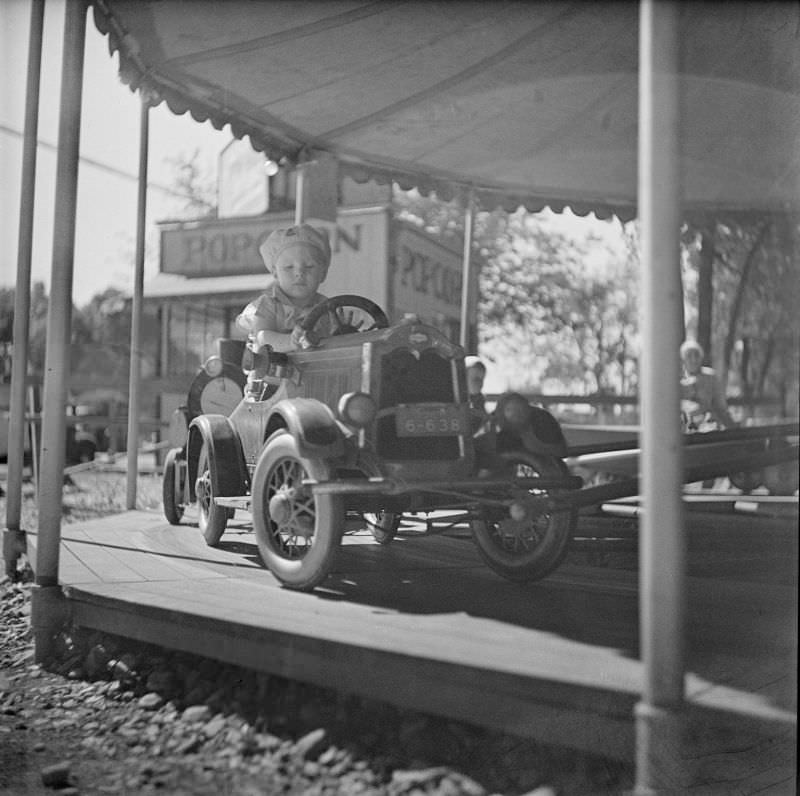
465, 355, 489, 430
679, 340, 735, 428
236, 223, 332, 352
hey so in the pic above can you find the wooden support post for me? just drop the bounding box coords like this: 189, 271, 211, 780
4, 0, 44, 579
458, 188, 476, 351
34, 0, 86, 661
126, 97, 150, 509
636, 0, 688, 791
30, 584, 70, 666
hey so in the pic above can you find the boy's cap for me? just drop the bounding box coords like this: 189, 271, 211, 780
465, 355, 486, 371
259, 224, 332, 278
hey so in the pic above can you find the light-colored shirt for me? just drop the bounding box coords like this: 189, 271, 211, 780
680, 367, 733, 426
236, 284, 328, 336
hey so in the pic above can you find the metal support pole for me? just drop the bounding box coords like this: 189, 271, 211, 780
4, 0, 45, 579
635, 0, 687, 792
34, 0, 86, 660
458, 188, 476, 351
294, 164, 307, 225
126, 97, 150, 509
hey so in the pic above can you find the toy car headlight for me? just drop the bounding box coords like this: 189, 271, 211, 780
498, 394, 530, 428
204, 356, 224, 377
338, 392, 376, 428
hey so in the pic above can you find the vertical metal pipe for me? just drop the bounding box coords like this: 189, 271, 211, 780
36, 0, 87, 588
458, 189, 476, 350
5, 0, 45, 538
635, 0, 686, 791
126, 97, 150, 509
294, 164, 306, 225
160, 303, 171, 377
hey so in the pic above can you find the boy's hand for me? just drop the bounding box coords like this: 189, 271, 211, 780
290, 325, 319, 350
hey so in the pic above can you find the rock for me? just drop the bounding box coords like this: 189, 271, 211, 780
203, 716, 227, 738
41, 760, 72, 788
138, 692, 164, 711
176, 734, 202, 755
390, 766, 450, 791
294, 727, 328, 760
85, 643, 111, 678
146, 668, 176, 694
182, 704, 212, 723
445, 771, 488, 796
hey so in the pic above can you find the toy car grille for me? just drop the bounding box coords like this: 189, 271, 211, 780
376, 348, 460, 460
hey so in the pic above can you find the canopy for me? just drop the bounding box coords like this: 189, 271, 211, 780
91, 0, 799, 221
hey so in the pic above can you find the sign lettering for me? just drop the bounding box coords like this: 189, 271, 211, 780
159, 212, 385, 304
335, 224, 362, 253
398, 244, 462, 308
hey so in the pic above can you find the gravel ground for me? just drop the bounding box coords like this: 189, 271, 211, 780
1, 471, 633, 795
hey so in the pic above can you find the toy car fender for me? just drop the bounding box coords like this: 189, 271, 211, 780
187, 414, 248, 501
493, 392, 569, 458
264, 397, 347, 460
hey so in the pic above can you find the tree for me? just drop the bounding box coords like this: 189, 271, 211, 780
683, 213, 800, 415
0, 288, 14, 341
162, 148, 218, 220
476, 210, 637, 394
392, 188, 639, 394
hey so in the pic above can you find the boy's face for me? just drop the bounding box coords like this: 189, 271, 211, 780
466, 366, 485, 396
682, 349, 702, 375
273, 248, 326, 305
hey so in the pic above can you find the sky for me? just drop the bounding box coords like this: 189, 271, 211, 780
1, 0, 232, 306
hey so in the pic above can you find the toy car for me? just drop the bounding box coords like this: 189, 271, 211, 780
162, 295, 582, 591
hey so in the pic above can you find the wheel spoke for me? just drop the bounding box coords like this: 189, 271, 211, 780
489, 461, 554, 552
266, 456, 316, 558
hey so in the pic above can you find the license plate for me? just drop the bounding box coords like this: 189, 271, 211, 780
396, 404, 466, 437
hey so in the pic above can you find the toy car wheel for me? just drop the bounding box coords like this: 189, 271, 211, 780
251, 431, 344, 591
366, 511, 400, 545
471, 452, 576, 582
196, 440, 229, 546
728, 469, 763, 494
162, 447, 185, 525
76, 439, 96, 463
760, 438, 799, 496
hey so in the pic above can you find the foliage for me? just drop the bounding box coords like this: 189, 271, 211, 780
393, 188, 638, 394
0, 285, 162, 392
683, 213, 800, 413
477, 211, 638, 394
162, 147, 218, 220
395, 186, 797, 414
0, 281, 53, 375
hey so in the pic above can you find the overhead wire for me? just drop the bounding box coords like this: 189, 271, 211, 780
0, 122, 214, 206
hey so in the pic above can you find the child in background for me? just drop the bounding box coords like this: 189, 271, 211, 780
679, 340, 735, 429
236, 223, 332, 352
465, 355, 489, 431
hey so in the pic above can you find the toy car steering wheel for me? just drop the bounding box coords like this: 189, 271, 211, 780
300, 295, 390, 341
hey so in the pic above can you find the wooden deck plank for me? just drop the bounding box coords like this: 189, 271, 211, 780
65, 574, 642, 693
27, 532, 100, 585
65, 581, 639, 761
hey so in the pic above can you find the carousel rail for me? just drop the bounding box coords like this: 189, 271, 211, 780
555, 439, 798, 513
566, 420, 798, 457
